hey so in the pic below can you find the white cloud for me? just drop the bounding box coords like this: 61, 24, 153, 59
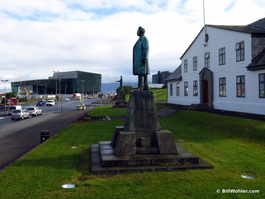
0, 0, 265, 91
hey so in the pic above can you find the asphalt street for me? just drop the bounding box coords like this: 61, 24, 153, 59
0, 98, 97, 171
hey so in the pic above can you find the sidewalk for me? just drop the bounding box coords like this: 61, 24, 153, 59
0, 109, 88, 171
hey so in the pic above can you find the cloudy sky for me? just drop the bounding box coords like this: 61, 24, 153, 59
0, 0, 265, 92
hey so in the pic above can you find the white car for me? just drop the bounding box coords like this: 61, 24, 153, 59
27, 107, 42, 116
8, 105, 22, 116
11, 109, 30, 120
46, 100, 55, 106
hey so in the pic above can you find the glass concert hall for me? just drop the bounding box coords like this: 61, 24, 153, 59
11, 71, 101, 95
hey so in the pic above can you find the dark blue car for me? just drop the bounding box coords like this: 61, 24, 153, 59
36, 100, 46, 106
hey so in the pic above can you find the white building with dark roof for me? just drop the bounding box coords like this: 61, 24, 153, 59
167, 17, 265, 115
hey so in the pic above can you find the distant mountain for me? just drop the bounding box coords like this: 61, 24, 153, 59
101, 82, 137, 93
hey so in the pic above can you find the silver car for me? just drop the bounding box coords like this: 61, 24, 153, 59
27, 107, 42, 116
11, 109, 30, 120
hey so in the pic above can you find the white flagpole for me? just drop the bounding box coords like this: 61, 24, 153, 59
203, 0, 206, 27
203, 0, 208, 46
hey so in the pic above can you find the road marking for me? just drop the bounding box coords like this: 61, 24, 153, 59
0, 116, 9, 120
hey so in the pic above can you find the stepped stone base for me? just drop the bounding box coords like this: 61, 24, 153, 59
91, 141, 214, 175
91, 90, 214, 175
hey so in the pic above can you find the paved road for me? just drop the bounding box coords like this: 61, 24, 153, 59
0, 114, 59, 139
0, 98, 98, 171
0, 109, 89, 171
0, 98, 96, 127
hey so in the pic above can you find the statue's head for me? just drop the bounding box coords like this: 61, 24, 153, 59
137, 27, 145, 36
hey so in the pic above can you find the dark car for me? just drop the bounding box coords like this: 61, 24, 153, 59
36, 100, 46, 106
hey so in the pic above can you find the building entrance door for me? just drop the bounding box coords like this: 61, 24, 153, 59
199, 68, 214, 108
202, 80, 209, 104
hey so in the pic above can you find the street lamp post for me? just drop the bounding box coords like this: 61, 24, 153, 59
36, 80, 38, 96
53, 71, 59, 95
58, 79, 61, 98
58, 79, 61, 113
1, 80, 8, 114
81, 80, 85, 103
45, 84, 47, 96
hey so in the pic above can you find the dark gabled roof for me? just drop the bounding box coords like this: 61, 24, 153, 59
248, 17, 265, 31
246, 48, 265, 71
180, 18, 265, 59
207, 24, 265, 34
166, 65, 182, 82
208, 17, 265, 34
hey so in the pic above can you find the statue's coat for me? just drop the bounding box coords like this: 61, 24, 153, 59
133, 36, 150, 75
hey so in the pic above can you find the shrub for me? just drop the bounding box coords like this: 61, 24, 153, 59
18, 97, 28, 102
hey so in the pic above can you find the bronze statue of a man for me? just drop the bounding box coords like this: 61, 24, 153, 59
133, 27, 150, 90
116, 76, 123, 88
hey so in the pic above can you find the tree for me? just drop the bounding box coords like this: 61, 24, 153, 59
116, 85, 133, 95
5, 92, 16, 98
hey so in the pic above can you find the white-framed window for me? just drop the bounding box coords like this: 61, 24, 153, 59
184, 59, 188, 73
236, 75, 245, 97
176, 82, 180, 96
169, 83, 173, 96
219, 48, 226, 65
193, 80, 198, 96
204, 52, 210, 68
236, 41, 245, 62
219, 77, 226, 97
184, 82, 188, 96
193, 56, 197, 71
259, 73, 265, 98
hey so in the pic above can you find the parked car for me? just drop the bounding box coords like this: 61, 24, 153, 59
27, 107, 42, 116
46, 100, 55, 106
0, 104, 8, 110
11, 109, 30, 120
8, 105, 22, 116
36, 100, 46, 106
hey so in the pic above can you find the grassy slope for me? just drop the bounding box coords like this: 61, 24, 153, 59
0, 107, 264, 199
153, 89, 167, 102
89, 105, 127, 116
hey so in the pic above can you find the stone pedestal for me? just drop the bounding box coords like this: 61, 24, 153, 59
112, 90, 178, 155
124, 90, 160, 132
113, 90, 128, 108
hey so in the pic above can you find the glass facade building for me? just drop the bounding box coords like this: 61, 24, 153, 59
11, 71, 101, 95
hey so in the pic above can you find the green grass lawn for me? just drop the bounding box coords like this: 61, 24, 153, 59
0, 106, 264, 199
124, 88, 167, 102
153, 89, 167, 102
89, 105, 127, 116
